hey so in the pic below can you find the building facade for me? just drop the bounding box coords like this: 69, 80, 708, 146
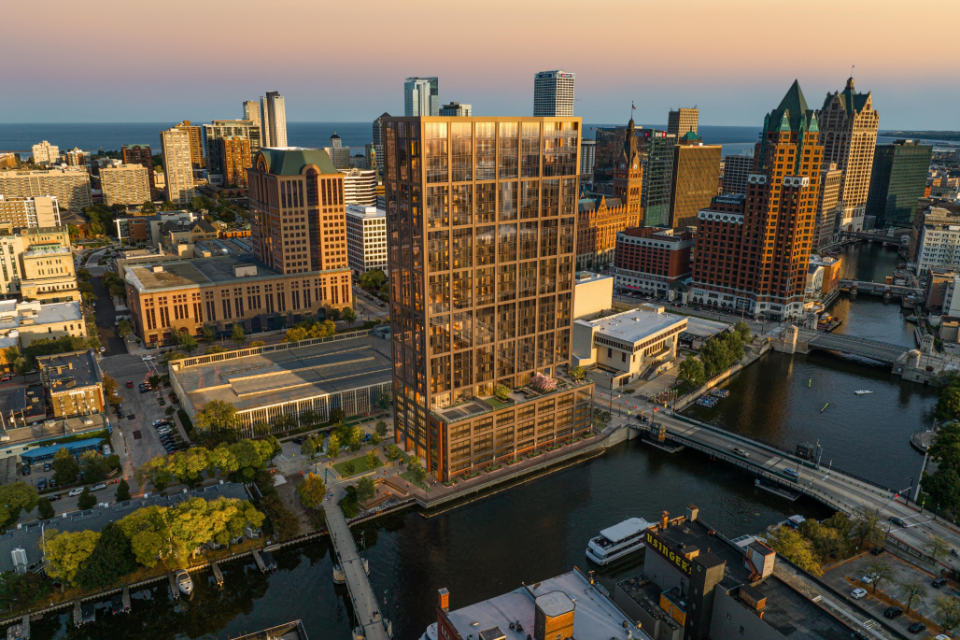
817, 77, 879, 235
260, 91, 288, 148
31, 141, 59, 165
345, 204, 387, 276
219, 136, 251, 188
720, 154, 753, 196
404, 77, 439, 117
917, 223, 960, 276
325, 133, 351, 169
340, 168, 377, 206
667, 108, 699, 139
121, 144, 156, 198
576, 197, 642, 270
372, 112, 389, 176
669, 134, 722, 229
813, 163, 843, 249
100, 164, 151, 206
866, 140, 934, 227
0, 195, 60, 228
173, 121, 205, 169
38, 350, 103, 419
384, 115, 594, 480
242, 100, 261, 131
638, 129, 675, 227
613, 227, 694, 295
691, 82, 823, 320
160, 127, 196, 205
203, 120, 261, 181
440, 102, 472, 117
580, 139, 596, 178
0, 169, 91, 212
533, 70, 575, 117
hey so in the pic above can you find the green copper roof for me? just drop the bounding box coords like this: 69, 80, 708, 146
256, 148, 337, 176
821, 78, 872, 116
680, 131, 701, 142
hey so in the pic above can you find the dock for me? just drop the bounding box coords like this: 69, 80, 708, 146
754, 479, 802, 502
252, 549, 267, 573
72, 601, 81, 627
5, 615, 29, 640
168, 573, 180, 600
211, 561, 224, 587
121, 585, 131, 611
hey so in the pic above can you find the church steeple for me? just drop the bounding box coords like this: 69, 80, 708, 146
612, 115, 643, 215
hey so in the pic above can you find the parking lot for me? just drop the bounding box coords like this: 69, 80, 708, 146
822, 550, 949, 638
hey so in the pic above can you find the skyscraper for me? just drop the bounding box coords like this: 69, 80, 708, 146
219, 137, 251, 188
173, 121, 205, 169
866, 140, 933, 227
720, 154, 753, 196
533, 70, 575, 117
814, 163, 844, 249
691, 81, 824, 320
667, 108, 699, 139
372, 112, 390, 177
383, 115, 593, 480
121, 144, 156, 197
160, 127, 195, 205
440, 102, 472, 117
669, 133, 722, 229
403, 77, 439, 117
203, 120, 261, 182
243, 100, 261, 132
817, 77, 879, 233
638, 129, 676, 227
260, 91, 288, 147
339, 168, 377, 206
325, 133, 352, 169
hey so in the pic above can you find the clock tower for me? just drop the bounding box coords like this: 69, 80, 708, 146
613, 117, 643, 214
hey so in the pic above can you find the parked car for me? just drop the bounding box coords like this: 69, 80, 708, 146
37, 478, 47, 490
851, 588, 867, 599
153, 420, 169, 427
48, 494, 61, 502
43, 463, 52, 472
21, 465, 30, 476
292, 437, 306, 445
861, 573, 878, 584
0, 375, 11, 382
907, 622, 926, 633
91, 483, 107, 492
68, 488, 84, 497
933, 578, 949, 588
883, 606, 903, 619
870, 546, 884, 555
126, 380, 134, 388
140, 384, 152, 393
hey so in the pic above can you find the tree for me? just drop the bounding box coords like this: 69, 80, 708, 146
300, 410, 319, 428
41, 529, 100, 586
53, 447, 80, 485
734, 320, 752, 343
359, 269, 386, 290
328, 308, 341, 322
0, 572, 50, 611
934, 595, 960, 633
356, 476, 376, 504
569, 365, 586, 381
865, 559, 895, 594
370, 433, 383, 447
74, 523, 138, 590
296, 473, 326, 509
200, 325, 216, 343
231, 323, 247, 350
141, 200, 156, 214
900, 577, 926, 613
36, 498, 55, 520
767, 525, 821, 575
326, 434, 341, 460
344, 461, 356, 476
102, 374, 122, 407
365, 449, 380, 470
115, 479, 131, 502
179, 332, 198, 355
194, 399, 237, 433
149, 375, 161, 388
408, 457, 428, 486
80, 451, 109, 483
930, 421, 960, 467
678, 357, 707, 387
77, 487, 96, 510
329, 408, 345, 425
260, 494, 300, 540
0, 482, 37, 528
249, 340, 265, 347
300, 437, 319, 459
117, 319, 133, 337
798, 519, 845, 560
376, 392, 392, 412
386, 444, 401, 464
494, 384, 511, 401
342, 307, 357, 327
375, 420, 388, 438
273, 414, 296, 433
76, 269, 91, 282
851, 507, 885, 551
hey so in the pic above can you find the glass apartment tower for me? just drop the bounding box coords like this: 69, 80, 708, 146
384, 116, 595, 481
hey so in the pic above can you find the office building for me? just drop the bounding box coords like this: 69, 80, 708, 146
691, 81, 824, 320
440, 102, 472, 117
384, 114, 594, 480
38, 350, 104, 419
926, 267, 957, 310
31, 141, 59, 165
667, 108, 699, 139
242, 100, 261, 131
580, 139, 595, 177
220, 137, 251, 188
173, 121, 205, 169
818, 77, 879, 233
203, 120, 261, 181
260, 91, 288, 148
533, 69, 575, 117
403, 77, 439, 117
372, 112, 389, 176
0, 168, 91, 212
0, 226, 73, 299
917, 222, 960, 275
813, 163, 843, 249
339, 168, 377, 206
614, 227, 694, 295
810, 254, 843, 298
160, 127, 196, 205
345, 204, 387, 276
121, 144, 156, 198
720, 154, 753, 196
100, 164, 151, 206
669, 133, 722, 229
867, 139, 934, 227
0, 195, 60, 228
638, 129, 676, 227
2, 300, 86, 346
325, 132, 352, 169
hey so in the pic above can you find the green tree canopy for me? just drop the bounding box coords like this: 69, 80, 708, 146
52, 447, 80, 486
930, 421, 960, 467
194, 399, 237, 433
77, 487, 96, 510
766, 525, 821, 576
115, 479, 131, 502
42, 529, 100, 586
296, 473, 326, 509
74, 523, 138, 590
678, 357, 706, 387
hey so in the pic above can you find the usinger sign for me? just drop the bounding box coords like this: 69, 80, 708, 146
645, 530, 693, 576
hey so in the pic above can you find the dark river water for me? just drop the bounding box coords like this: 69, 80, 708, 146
15, 241, 935, 640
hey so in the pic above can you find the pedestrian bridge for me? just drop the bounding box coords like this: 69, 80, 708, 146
798, 329, 910, 365
839, 279, 922, 298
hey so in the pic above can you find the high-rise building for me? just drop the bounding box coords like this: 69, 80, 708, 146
372, 112, 390, 177
533, 70, 575, 117
160, 127, 196, 205
339, 168, 377, 206
247, 147, 351, 279
866, 140, 933, 227
691, 81, 824, 320
243, 100, 261, 133
345, 204, 387, 276
0, 168, 91, 212
720, 154, 754, 196
669, 133, 722, 229
100, 164, 151, 206
403, 77, 439, 117
817, 77, 879, 234
813, 163, 843, 249
637, 129, 675, 227
31, 141, 59, 165
220, 137, 251, 188
203, 120, 261, 181
325, 133, 352, 169
121, 144, 156, 198
173, 121, 205, 169
63, 148, 85, 169
667, 108, 699, 139
0, 195, 60, 228
440, 102, 472, 117
580, 139, 595, 177
260, 91, 288, 148
383, 115, 594, 480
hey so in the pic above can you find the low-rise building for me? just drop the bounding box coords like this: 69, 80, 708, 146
345, 204, 387, 276
19, 241, 80, 303
573, 271, 613, 319
809, 254, 843, 298
0, 300, 86, 347
805, 263, 824, 301
37, 350, 104, 419
0, 195, 61, 228
100, 163, 151, 206
926, 267, 957, 310
572, 306, 687, 388
613, 227, 694, 297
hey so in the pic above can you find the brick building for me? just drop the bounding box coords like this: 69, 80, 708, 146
613, 227, 694, 295
37, 350, 104, 419
121, 144, 156, 198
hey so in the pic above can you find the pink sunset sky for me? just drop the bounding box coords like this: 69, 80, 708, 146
2, 0, 957, 128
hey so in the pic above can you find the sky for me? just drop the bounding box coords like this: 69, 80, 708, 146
2, 0, 958, 130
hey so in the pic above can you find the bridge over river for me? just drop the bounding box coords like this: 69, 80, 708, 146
797, 329, 912, 365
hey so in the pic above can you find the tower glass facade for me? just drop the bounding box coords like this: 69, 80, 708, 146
404, 78, 439, 117
866, 140, 933, 227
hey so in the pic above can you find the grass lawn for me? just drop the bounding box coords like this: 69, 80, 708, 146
400, 470, 430, 491
333, 453, 383, 478
483, 397, 511, 410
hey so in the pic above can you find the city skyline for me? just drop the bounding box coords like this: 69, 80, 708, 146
1, 0, 957, 128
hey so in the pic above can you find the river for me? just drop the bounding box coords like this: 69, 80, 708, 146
16, 241, 932, 640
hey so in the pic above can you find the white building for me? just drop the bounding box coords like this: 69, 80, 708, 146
404, 77, 439, 117
345, 204, 387, 276
941, 274, 960, 317
0, 195, 60, 228
573, 271, 613, 319
805, 264, 824, 301
917, 223, 960, 276
533, 69, 575, 117
339, 169, 377, 207
580, 139, 596, 176
31, 141, 59, 165
325, 133, 352, 169
260, 91, 287, 147
160, 128, 195, 205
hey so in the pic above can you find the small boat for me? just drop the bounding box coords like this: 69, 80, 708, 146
175, 569, 194, 596
586, 517, 653, 565
854, 390, 873, 396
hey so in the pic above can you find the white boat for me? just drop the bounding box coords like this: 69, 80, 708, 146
175, 569, 194, 596
586, 517, 652, 565
419, 622, 438, 640
854, 390, 874, 395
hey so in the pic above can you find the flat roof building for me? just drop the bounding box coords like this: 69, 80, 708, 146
0, 195, 60, 228
160, 127, 196, 205
0, 300, 86, 347
37, 350, 104, 419
614, 227, 694, 296
31, 141, 59, 165
0, 168, 92, 212
533, 70, 575, 117
720, 154, 753, 196
573, 271, 613, 319
345, 204, 387, 276
100, 163, 151, 206
667, 108, 699, 140
670, 134, 722, 229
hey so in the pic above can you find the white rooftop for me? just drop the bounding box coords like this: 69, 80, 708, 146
444, 570, 648, 640
578, 307, 686, 345
599, 517, 652, 544
682, 315, 731, 339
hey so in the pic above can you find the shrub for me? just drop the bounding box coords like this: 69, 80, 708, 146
529, 373, 557, 392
